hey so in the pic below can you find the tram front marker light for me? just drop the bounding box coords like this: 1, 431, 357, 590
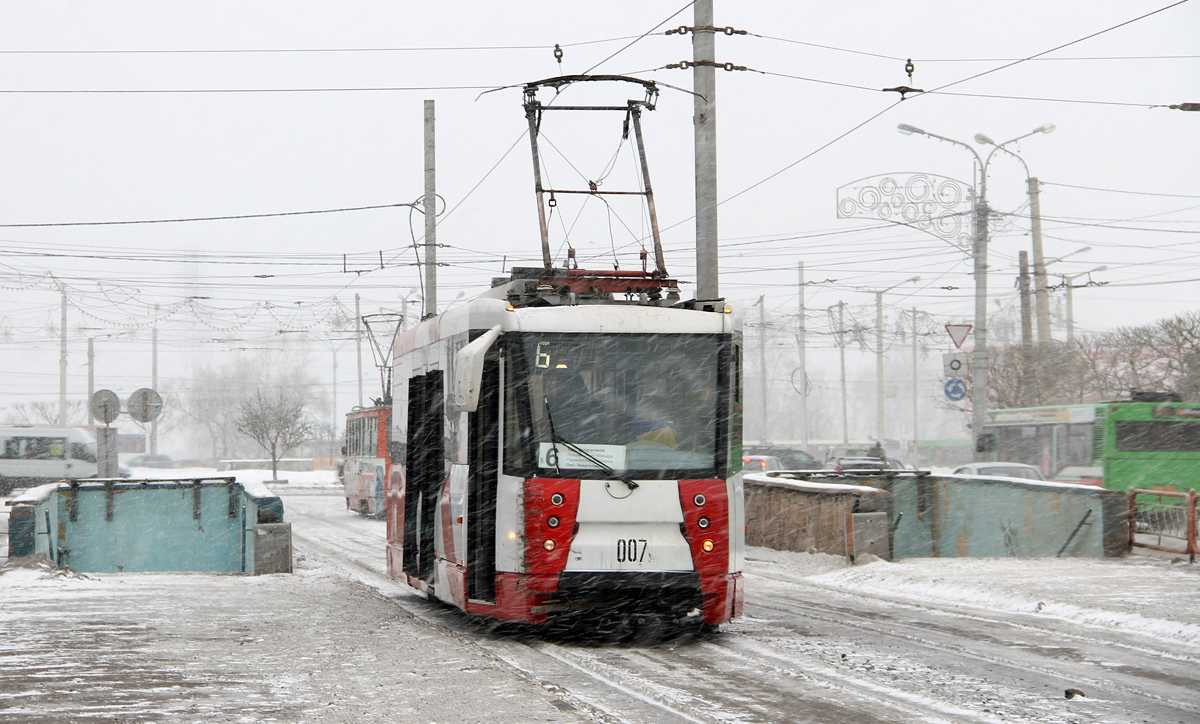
551, 493, 564, 506
547, 516, 560, 528
543, 539, 556, 551
698, 517, 710, 529
693, 494, 706, 506
701, 539, 715, 553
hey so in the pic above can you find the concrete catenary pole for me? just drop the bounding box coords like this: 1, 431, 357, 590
911, 308, 919, 467
1018, 252, 1035, 405
59, 291, 68, 426
151, 305, 159, 455
838, 301, 848, 444
797, 261, 808, 448
355, 293, 363, 407
87, 337, 95, 438
693, 0, 719, 302
757, 295, 768, 444
1029, 177, 1052, 344
423, 99, 438, 319
875, 291, 885, 443
971, 187, 990, 459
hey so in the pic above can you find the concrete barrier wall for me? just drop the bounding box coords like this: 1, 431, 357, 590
745, 472, 1129, 559
744, 474, 891, 557
6, 478, 289, 574
890, 475, 1128, 559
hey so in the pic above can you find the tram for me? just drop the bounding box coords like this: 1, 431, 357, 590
383, 75, 745, 627
342, 403, 391, 516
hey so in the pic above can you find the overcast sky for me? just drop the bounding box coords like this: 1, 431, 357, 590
0, 1, 1196, 441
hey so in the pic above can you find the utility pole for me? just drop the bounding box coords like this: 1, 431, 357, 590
693, 0, 719, 302
59, 291, 68, 426
87, 337, 95, 438
151, 304, 159, 455
972, 188, 990, 460
355, 293, 363, 407
423, 99, 438, 319
796, 262, 808, 448
1018, 252, 1035, 405
911, 308, 920, 468
757, 295, 768, 445
875, 292, 886, 443
836, 302, 848, 444
1029, 177, 1051, 344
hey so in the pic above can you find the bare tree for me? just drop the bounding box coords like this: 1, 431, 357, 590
6, 400, 88, 426
235, 388, 314, 480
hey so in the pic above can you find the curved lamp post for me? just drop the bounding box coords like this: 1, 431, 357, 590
897, 122, 1054, 457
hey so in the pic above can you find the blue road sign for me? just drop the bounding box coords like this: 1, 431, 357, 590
944, 378, 968, 401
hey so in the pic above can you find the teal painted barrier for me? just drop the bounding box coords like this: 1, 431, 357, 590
6, 477, 288, 574
890, 475, 1128, 558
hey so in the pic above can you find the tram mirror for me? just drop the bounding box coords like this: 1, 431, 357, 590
450, 325, 503, 413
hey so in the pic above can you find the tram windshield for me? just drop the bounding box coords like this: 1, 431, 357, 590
512, 333, 724, 478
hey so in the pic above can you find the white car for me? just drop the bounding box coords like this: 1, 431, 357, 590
951, 462, 1045, 481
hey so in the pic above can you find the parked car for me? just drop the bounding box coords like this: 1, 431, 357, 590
743, 455, 785, 473
126, 454, 175, 469
951, 462, 1045, 481
743, 446, 822, 470
826, 457, 892, 473
744, 446, 820, 470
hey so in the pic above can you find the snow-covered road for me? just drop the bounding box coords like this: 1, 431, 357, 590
2, 482, 1198, 723
281, 491, 1200, 724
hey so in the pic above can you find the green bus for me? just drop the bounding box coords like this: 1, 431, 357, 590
982, 397, 1200, 492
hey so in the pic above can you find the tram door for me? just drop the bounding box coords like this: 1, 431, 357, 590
467, 358, 500, 602
404, 370, 444, 582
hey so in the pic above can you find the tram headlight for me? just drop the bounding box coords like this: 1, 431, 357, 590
701, 539, 715, 553
693, 494, 706, 506
543, 539, 556, 551
550, 493, 564, 506
698, 516, 710, 529
547, 515, 560, 528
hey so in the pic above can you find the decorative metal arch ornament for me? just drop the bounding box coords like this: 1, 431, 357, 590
836, 173, 974, 253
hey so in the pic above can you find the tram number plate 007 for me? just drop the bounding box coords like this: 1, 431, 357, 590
616, 538, 648, 563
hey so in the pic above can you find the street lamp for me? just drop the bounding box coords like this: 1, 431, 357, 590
898, 122, 1054, 458
866, 276, 920, 443
1062, 266, 1108, 345
974, 125, 1056, 343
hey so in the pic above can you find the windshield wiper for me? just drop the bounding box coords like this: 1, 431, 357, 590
543, 396, 638, 490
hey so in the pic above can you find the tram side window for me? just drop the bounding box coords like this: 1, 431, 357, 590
996, 425, 1049, 467
1058, 424, 1096, 469
1, 437, 67, 459
71, 442, 97, 462
1115, 420, 1200, 452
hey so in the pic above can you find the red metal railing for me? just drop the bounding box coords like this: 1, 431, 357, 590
1128, 489, 1198, 563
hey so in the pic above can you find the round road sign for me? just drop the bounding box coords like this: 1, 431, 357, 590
944, 378, 968, 401
89, 389, 121, 424
127, 388, 163, 423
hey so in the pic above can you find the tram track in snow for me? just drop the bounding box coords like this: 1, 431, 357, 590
746, 571, 1200, 709
282, 494, 1199, 724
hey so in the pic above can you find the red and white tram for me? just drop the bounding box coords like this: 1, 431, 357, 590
385, 74, 745, 627
342, 403, 391, 517
386, 269, 745, 626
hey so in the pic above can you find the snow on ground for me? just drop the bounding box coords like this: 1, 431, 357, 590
797, 553, 1200, 649
126, 465, 342, 491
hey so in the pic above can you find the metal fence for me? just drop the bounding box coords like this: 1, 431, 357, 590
1129, 489, 1198, 563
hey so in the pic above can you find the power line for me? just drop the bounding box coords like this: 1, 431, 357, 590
0, 36, 643, 55
583, 1, 695, 74
927, 0, 1191, 94
0, 86, 494, 94
1042, 182, 1200, 199
0, 203, 415, 228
